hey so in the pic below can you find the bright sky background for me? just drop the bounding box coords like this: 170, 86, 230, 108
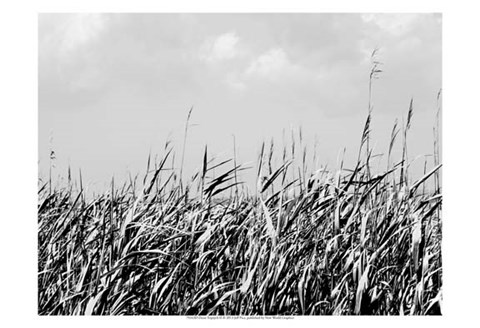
38, 13, 441, 192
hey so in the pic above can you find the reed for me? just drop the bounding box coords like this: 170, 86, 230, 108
38, 102, 442, 315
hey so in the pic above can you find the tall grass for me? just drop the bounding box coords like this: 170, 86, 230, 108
38, 103, 442, 315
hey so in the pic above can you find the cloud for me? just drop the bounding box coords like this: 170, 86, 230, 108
361, 14, 420, 36
39, 14, 108, 61
61, 14, 106, 55
200, 32, 240, 62
225, 72, 247, 91
245, 48, 290, 79
38, 14, 112, 109
220, 48, 305, 91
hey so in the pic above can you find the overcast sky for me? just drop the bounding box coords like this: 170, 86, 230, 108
38, 13, 441, 192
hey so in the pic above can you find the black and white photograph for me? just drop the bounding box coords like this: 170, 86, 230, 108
36, 13, 443, 316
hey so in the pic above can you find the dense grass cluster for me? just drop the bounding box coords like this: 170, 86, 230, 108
38, 104, 442, 315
